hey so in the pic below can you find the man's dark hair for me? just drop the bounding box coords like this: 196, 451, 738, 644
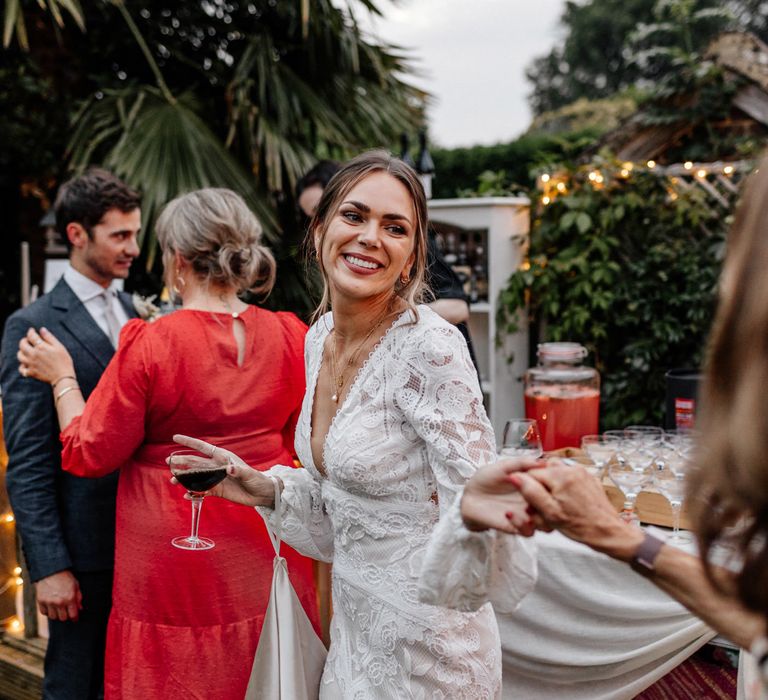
55, 168, 141, 251
295, 160, 341, 200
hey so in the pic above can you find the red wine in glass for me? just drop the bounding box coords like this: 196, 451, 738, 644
169, 450, 228, 550
174, 468, 228, 494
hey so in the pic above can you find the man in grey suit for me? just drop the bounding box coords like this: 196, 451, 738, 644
1, 169, 141, 699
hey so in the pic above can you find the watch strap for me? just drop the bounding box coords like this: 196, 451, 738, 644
630, 531, 665, 575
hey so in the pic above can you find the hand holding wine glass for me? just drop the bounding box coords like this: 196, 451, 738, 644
171, 434, 276, 508
168, 450, 229, 550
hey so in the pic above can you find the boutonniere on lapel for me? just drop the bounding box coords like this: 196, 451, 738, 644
132, 293, 161, 322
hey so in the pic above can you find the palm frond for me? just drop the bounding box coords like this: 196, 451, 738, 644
3, 0, 84, 49
68, 87, 277, 269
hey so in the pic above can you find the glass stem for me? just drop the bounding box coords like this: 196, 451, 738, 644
671, 501, 682, 538
621, 494, 637, 522
189, 495, 205, 542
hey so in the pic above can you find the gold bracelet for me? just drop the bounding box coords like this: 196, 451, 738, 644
51, 375, 76, 390
54, 385, 81, 405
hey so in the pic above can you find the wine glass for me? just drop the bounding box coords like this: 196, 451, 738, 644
624, 426, 663, 472
625, 425, 664, 437
501, 419, 543, 459
653, 454, 692, 544
608, 446, 654, 525
168, 449, 229, 550
603, 430, 628, 465
581, 434, 619, 479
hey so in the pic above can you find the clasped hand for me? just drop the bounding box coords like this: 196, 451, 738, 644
170, 435, 278, 508
461, 457, 622, 545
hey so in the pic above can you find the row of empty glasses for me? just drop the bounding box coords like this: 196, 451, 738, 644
499, 420, 694, 542
582, 426, 694, 541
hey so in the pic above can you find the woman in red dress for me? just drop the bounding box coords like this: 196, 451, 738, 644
18, 188, 319, 699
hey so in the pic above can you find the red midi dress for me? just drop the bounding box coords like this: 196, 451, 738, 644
60, 306, 319, 700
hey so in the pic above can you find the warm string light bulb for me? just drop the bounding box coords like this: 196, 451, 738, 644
9, 618, 22, 632
647, 160, 656, 169
540, 173, 551, 183
723, 165, 734, 175
696, 168, 707, 178
13, 567, 21, 576
684, 161, 693, 170
15, 577, 23, 586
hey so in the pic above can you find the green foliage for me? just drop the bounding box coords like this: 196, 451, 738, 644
525, 0, 767, 116
628, 0, 733, 103
525, 0, 653, 115
498, 156, 730, 427
528, 94, 639, 137
456, 171, 519, 198
431, 129, 602, 198
1, 0, 427, 316
3, 0, 84, 50
67, 87, 279, 268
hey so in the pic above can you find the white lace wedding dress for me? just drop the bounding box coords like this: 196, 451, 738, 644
260, 306, 537, 699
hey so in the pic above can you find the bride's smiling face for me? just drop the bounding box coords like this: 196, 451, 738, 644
315, 171, 416, 303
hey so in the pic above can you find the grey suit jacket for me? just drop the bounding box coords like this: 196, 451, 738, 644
0, 278, 136, 582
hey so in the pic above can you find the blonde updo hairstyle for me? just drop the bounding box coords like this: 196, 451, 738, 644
156, 188, 276, 298
307, 150, 429, 322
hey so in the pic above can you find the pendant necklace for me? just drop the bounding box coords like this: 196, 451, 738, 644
329, 308, 394, 403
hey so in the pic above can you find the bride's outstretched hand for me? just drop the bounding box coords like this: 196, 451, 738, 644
460, 458, 543, 536
171, 434, 277, 508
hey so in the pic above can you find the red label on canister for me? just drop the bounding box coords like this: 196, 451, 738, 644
675, 398, 695, 429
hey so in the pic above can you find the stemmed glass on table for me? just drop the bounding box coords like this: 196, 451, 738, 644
500, 419, 543, 459
168, 449, 229, 550
580, 434, 620, 479
607, 428, 660, 525
653, 435, 693, 543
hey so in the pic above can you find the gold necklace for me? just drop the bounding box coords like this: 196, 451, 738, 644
329, 309, 394, 403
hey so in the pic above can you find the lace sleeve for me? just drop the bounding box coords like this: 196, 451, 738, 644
396, 318, 537, 612
256, 464, 334, 563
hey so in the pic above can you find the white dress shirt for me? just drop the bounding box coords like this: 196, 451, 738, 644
63, 265, 130, 346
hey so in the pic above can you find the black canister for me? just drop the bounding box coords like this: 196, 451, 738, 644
665, 369, 702, 430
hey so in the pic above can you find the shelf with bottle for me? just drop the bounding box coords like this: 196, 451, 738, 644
434, 225, 490, 305
428, 196, 530, 439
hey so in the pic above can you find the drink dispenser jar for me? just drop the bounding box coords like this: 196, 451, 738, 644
524, 342, 600, 451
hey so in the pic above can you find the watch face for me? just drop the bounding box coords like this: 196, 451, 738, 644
632, 532, 665, 573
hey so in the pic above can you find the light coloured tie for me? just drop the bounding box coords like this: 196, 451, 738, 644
101, 289, 122, 348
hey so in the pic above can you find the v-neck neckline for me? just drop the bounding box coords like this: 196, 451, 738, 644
306, 307, 415, 478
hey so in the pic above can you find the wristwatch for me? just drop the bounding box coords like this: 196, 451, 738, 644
629, 531, 665, 575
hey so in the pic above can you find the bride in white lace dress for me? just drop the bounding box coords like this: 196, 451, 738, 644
175, 151, 537, 698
